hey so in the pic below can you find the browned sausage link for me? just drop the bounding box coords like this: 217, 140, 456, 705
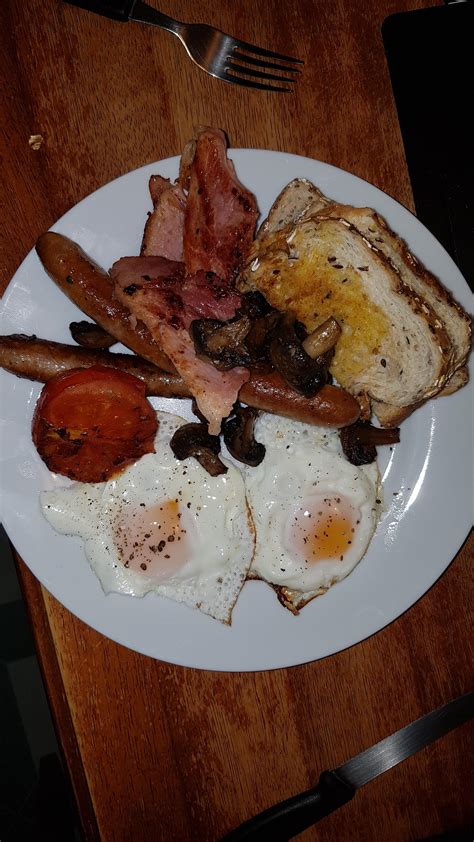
0, 335, 360, 427
35, 232, 176, 374
0, 335, 191, 398
241, 371, 360, 428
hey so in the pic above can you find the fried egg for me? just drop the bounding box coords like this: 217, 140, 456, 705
40, 412, 255, 623
243, 413, 381, 612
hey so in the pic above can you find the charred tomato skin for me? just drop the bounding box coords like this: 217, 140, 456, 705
32, 366, 157, 482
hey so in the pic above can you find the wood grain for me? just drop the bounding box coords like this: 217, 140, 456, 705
1, 0, 473, 840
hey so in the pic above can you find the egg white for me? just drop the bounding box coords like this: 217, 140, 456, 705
40, 412, 255, 623
243, 414, 381, 605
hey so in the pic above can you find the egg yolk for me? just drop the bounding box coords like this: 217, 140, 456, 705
113, 498, 190, 580
284, 495, 359, 564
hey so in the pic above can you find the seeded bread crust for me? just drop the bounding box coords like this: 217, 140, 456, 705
437, 365, 469, 396
257, 178, 330, 240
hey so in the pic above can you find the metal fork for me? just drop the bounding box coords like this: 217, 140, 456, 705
63, 0, 303, 92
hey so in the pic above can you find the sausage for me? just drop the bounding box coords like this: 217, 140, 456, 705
0, 335, 360, 427
0, 335, 190, 398
242, 371, 360, 428
36, 232, 175, 373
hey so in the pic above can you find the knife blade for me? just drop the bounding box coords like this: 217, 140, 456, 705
221, 691, 474, 841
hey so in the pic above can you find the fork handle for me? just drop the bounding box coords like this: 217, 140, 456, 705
62, 0, 136, 22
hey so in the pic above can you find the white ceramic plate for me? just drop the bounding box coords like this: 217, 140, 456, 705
0, 150, 472, 671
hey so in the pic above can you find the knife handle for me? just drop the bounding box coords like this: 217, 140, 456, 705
221, 770, 356, 841
62, 0, 136, 22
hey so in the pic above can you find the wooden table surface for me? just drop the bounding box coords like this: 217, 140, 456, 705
1, 1, 473, 839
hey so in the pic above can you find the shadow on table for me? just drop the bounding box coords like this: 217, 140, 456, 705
0, 525, 81, 841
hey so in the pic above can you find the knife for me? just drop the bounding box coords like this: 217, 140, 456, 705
221, 691, 474, 841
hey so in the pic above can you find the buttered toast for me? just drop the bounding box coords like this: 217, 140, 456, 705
241, 180, 471, 424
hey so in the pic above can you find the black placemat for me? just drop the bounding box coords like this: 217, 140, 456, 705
383, 1, 474, 291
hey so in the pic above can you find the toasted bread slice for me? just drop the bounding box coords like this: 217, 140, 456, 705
257, 178, 331, 240
318, 204, 472, 379
249, 178, 471, 422
243, 216, 454, 414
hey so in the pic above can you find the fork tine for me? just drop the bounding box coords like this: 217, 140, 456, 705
231, 40, 303, 65
226, 60, 297, 85
222, 71, 293, 93
232, 52, 302, 74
